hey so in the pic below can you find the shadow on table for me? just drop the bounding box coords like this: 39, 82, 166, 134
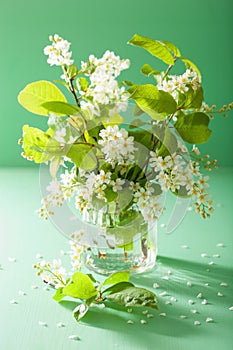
60, 256, 233, 348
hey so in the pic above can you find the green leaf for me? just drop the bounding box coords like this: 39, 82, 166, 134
76, 77, 89, 92
103, 271, 130, 286
41, 101, 80, 116
128, 84, 177, 119
67, 65, 79, 79
18, 80, 67, 116
157, 126, 178, 156
129, 118, 147, 129
73, 303, 89, 322
180, 56, 202, 80
50, 156, 61, 178
63, 272, 97, 300
174, 111, 212, 144
183, 87, 204, 109
102, 282, 135, 295
104, 186, 118, 202
66, 143, 97, 170
159, 40, 181, 57
53, 287, 65, 302
22, 125, 62, 163
132, 104, 144, 117
141, 64, 160, 77
106, 286, 158, 309
100, 113, 124, 127
128, 34, 174, 65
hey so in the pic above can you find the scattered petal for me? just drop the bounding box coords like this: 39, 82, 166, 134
228, 306, 233, 311
165, 301, 172, 305
153, 283, 160, 289
60, 250, 67, 255
0, 264, 3, 270
38, 321, 48, 327
216, 243, 224, 247
208, 261, 215, 266
142, 310, 148, 315
159, 291, 167, 297
213, 254, 220, 258
220, 282, 228, 287
190, 309, 198, 314
159, 313, 166, 317
8, 257, 16, 263
194, 320, 201, 326
140, 319, 147, 324
68, 335, 80, 341
147, 313, 154, 318
127, 308, 133, 313
10, 299, 18, 304
170, 297, 177, 302
160, 223, 166, 228
98, 303, 105, 308
57, 322, 65, 328
36, 253, 43, 259
162, 276, 169, 281
202, 299, 207, 305
31, 285, 38, 290
188, 299, 195, 305
204, 283, 210, 286
206, 317, 214, 323
180, 315, 188, 319
201, 253, 208, 258
187, 206, 193, 211
217, 292, 223, 297
18, 290, 26, 296
181, 245, 189, 249
197, 293, 202, 299
127, 320, 134, 324
187, 281, 192, 287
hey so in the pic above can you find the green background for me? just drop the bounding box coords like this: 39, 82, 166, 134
0, 0, 232, 166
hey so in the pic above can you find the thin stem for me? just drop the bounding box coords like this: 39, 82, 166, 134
62, 66, 81, 107
162, 56, 178, 81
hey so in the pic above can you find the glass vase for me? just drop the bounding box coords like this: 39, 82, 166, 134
78, 206, 158, 275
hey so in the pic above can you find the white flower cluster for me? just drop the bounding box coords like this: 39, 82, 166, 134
133, 185, 163, 221
79, 51, 130, 116
157, 69, 200, 101
149, 150, 213, 218
98, 126, 136, 166
35, 259, 67, 289
44, 34, 73, 66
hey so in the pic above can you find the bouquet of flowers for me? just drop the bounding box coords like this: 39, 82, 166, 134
18, 33, 232, 229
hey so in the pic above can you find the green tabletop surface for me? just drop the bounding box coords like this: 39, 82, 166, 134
0, 167, 233, 350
